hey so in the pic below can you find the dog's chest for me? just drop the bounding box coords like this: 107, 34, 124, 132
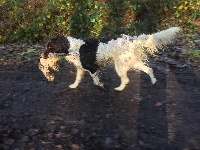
79, 40, 100, 73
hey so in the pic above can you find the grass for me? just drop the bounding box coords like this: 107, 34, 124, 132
186, 49, 200, 63
20, 49, 39, 56
0, 55, 5, 61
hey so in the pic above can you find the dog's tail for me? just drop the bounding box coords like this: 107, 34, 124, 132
135, 27, 181, 55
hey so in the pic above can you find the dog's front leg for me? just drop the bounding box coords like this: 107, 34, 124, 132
69, 68, 84, 88
90, 71, 104, 88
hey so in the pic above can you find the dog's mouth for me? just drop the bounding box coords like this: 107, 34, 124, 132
38, 55, 60, 81
40, 53, 48, 59
39, 62, 55, 81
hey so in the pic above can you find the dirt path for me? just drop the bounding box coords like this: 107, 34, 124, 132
0, 56, 200, 150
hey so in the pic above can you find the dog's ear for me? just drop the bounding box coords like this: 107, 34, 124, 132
50, 35, 70, 54
43, 35, 70, 57
58, 35, 70, 54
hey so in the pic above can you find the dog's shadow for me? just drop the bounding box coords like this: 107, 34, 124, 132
35, 62, 198, 149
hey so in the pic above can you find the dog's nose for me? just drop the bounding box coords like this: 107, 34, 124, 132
40, 53, 44, 58
40, 53, 47, 59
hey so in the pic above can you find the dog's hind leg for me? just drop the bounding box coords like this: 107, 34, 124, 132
69, 68, 85, 88
114, 64, 130, 91
135, 62, 156, 84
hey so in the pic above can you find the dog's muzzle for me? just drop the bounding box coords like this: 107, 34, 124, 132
38, 56, 60, 81
38, 62, 55, 81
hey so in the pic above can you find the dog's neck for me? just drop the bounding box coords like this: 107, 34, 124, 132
66, 36, 85, 52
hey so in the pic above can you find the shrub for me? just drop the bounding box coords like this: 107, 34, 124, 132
0, 0, 199, 43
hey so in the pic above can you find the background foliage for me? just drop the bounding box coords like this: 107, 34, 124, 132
0, 0, 199, 43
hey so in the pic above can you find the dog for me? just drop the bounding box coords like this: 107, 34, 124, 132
39, 53, 60, 81
39, 27, 180, 91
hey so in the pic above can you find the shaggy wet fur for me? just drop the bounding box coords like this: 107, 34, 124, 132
39, 53, 60, 81
39, 27, 181, 91
41, 35, 70, 59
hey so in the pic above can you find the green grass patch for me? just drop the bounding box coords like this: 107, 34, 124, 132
20, 49, 39, 56
19, 49, 40, 62
0, 55, 5, 61
187, 49, 200, 57
186, 49, 200, 63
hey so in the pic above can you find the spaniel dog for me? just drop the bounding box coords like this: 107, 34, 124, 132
39, 27, 180, 91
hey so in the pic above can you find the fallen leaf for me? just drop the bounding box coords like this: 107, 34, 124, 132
21, 136, 29, 142
154, 102, 163, 107
183, 148, 190, 150
54, 145, 63, 149
71, 144, 80, 150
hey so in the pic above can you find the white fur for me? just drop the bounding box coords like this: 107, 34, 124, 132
69, 68, 84, 88
65, 37, 84, 68
66, 36, 85, 52
66, 27, 180, 91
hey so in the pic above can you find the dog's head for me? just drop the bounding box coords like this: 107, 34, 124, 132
39, 53, 60, 81
41, 35, 70, 59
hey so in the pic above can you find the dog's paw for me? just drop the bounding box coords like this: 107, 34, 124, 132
94, 82, 104, 88
97, 84, 108, 91
151, 78, 157, 85
69, 84, 78, 89
114, 86, 125, 91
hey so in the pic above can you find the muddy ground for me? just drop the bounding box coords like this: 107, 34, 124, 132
0, 40, 200, 150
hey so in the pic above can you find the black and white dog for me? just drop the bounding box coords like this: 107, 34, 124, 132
39, 27, 180, 91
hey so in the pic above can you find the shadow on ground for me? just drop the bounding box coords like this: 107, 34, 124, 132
0, 60, 200, 150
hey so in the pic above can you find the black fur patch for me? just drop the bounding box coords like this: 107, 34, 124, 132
79, 39, 100, 74
43, 35, 70, 58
